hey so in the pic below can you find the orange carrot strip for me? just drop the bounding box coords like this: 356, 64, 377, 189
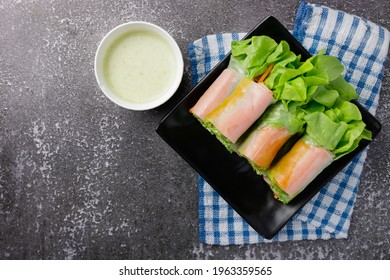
257, 63, 274, 83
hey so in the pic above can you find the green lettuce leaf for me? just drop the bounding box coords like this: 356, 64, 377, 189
330, 101, 370, 159
263, 55, 301, 90
264, 51, 300, 87
231, 36, 311, 80
303, 68, 329, 87
265, 53, 343, 104
304, 112, 348, 151
336, 101, 362, 122
329, 75, 359, 101
313, 55, 345, 81
280, 77, 307, 102
303, 101, 371, 158
255, 102, 304, 134
299, 101, 326, 115
231, 36, 278, 79
324, 109, 339, 122
312, 85, 339, 108
265, 41, 294, 65
333, 121, 372, 159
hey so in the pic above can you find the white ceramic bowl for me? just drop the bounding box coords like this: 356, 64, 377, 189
94, 22, 183, 110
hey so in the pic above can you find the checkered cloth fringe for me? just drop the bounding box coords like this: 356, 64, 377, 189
188, 1, 389, 244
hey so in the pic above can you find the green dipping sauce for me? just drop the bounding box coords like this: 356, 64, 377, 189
103, 30, 177, 104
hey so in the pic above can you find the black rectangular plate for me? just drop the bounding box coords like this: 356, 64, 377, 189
156, 16, 382, 239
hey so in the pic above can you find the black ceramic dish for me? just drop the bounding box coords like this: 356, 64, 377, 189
156, 16, 382, 239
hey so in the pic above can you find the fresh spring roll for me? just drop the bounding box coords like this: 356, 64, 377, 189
190, 68, 242, 120
265, 104, 372, 204
204, 77, 274, 149
190, 35, 281, 122
265, 135, 334, 204
237, 102, 304, 174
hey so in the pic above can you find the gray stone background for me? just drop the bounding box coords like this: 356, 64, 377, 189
0, 0, 389, 259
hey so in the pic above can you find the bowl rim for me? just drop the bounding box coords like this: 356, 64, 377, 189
94, 21, 184, 110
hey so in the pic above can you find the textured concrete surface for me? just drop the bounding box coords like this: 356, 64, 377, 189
0, 0, 389, 260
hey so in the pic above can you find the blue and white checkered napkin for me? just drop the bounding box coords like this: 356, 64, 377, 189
188, 1, 389, 244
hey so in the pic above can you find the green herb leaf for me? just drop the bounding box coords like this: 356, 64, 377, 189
314, 55, 345, 81
333, 121, 372, 159
329, 75, 359, 101
312, 85, 339, 108
304, 112, 349, 151
336, 101, 362, 122
280, 77, 307, 101
255, 102, 304, 134
231, 36, 278, 79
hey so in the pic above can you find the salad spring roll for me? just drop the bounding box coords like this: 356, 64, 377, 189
237, 102, 304, 174
204, 77, 275, 147
265, 103, 372, 204
265, 135, 334, 204
190, 34, 284, 122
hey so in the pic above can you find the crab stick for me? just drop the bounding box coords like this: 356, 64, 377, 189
190, 68, 242, 120
265, 138, 334, 204
205, 77, 275, 145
